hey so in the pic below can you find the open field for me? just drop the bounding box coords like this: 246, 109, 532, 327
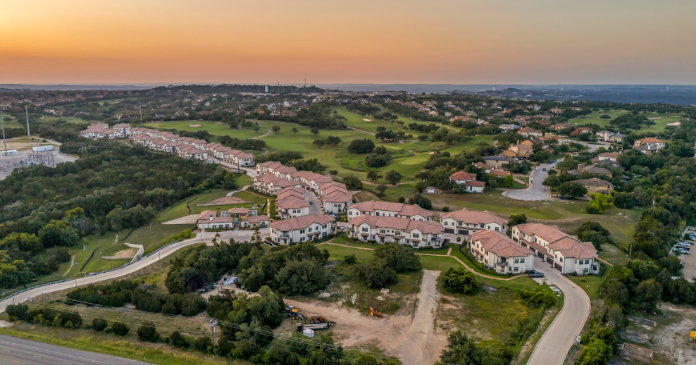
156, 189, 265, 223
570, 110, 682, 132
40, 116, 90, 124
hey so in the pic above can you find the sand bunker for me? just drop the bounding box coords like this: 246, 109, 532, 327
197, 196, 248, 206
188, 124, 202, 127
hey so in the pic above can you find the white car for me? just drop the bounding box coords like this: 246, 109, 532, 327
678, 242, 692, 247
677, 247, 691, 255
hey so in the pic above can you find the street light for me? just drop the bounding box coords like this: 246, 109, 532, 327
209, 318, 219, 347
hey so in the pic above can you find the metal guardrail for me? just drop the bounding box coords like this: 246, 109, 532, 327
0, 238, 194, 305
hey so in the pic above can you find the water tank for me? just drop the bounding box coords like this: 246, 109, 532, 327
303, 328, 314, 338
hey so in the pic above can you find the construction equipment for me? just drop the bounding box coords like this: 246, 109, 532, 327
310, 316, 325, 324
283, 306, 305, 320
690, 328, 696, 347
370, 307, 383, 318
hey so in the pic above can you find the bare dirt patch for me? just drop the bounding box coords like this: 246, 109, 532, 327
284, 270, 447, 365
102, 248, 137, 260
197, 196, 248, 206
188, 124, 202, 127
653, 303, 696, 365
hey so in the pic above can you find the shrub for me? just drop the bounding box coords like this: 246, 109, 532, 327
112, 322, 130, 336
137, 321, 160, 342
519, 290, 556, 308
356, 259, 398, 289
344, 254, 356, 265
442, 206, 450, 212
92, 318, 108, 332
169, 331, 187, 348
441, 267, 482, 295
194, 336, 213, 352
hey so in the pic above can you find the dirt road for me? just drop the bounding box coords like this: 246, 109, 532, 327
284, 270, 446, 365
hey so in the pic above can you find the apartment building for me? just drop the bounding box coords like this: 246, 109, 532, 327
347, 200, 433, 221
270, 214, 335, 244
511, 223, 598, 274
469, 230, 534, 274
440, 209, 508, 238
348, 215, 444, 248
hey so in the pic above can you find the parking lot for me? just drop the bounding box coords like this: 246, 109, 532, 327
679, 227, 696, 282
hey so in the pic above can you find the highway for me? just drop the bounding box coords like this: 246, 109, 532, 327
0, 334, 149, 365
527, 257, 591, 365
0, 235, 210, 313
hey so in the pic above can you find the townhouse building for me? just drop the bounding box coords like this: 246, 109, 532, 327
318, 182, 352, 214
511, 223, 599, 274
348, 215, 444, 248
449, 171, 484, 193
270, 214, 335, 244
276, 187, 310, 219
469, 230, 534, 274
253, 174, 302, 195
440, 209, 508, 237
347, 200, 433, 221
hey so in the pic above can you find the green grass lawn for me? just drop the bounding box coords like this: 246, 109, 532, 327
322, 244, 375, 262
567, 267, 610, 300
156, 189, 265, 223
570, 110, 682, 132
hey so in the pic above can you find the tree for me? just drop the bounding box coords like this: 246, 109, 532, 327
310, 127, 320, 137
272, 125, 281, 134
505, 174, 514, 187
329, 170, 338, 177
275, 260, 329, 295
356, 259, 398, 289
385, 170, 402, 186
508, 214, 527, 226
347, 139, 375, 154
558, 182, 587, 198
576, 222, 613, 250
409, 194, 432, 209
376, 184, 388, 197
343, 175, 363, 190
613, 193, 634, 209
344, 254, 356, 264
587, 193, 611, 214
112, 322, 130, 336
291, 127, 299, 134
253, 125, 260, 133
600, 114, 612, 120
575, 338, 611, 365
441, 267, 482, 295
367, 170, 382, 183
374, 243, 421, 273
636, 279, 662, 313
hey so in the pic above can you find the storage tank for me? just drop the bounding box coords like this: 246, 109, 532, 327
302, 328, 314, 338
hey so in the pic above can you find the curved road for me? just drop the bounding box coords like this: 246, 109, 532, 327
0, 235, 211, 313
527, 257, 591, 365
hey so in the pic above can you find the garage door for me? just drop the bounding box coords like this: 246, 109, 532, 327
538, 251, 545, 258
444, 228, 455, 234
554, 263, 562, 271
458, 230, 469, 235
546, 257, 553, 264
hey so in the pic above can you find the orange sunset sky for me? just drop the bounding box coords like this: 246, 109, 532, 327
1, 0, 695, 85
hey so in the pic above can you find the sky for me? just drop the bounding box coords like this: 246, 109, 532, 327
1, 0, 695, 85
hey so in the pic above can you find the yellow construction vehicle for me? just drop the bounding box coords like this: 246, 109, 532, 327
690, 328, 696, 347
369, 307, 383, 318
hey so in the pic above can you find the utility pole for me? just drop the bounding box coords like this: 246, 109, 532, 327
25, 107, 30, 137
209, 318, 218, 346
139, 103, 142, 120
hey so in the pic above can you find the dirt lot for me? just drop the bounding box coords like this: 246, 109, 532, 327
197, 196, 248, 206
283, 270, 447, 365
652, 303, 696, 365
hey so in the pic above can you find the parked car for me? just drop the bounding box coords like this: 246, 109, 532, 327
559, 195, 571, 200
309, 201, 313, 205
529, 271, 545, 278
677, 247, 691, 255
542, 168, 547, 171
677, 242, 692, 247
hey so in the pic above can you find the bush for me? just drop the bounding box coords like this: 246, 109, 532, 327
442, 206, 450, 212
169, 331, 188, 348
92, 318, 108, 332
194, 336, 213, 352
112, 322, 130, 336
137, 321, 160, 342
441, 267, 482, 295
344, 254, 356, 265
374, 242, 421, 273
347, 139, 375, 154
356, 259, 398, 289
519, 290, 556, 308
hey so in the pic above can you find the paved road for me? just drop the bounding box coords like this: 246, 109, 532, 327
505, 160, 560, 201
527, 257, 591, 365
0, 334, 149, 365
0, 235, 211, 314
199, 228, 269, 242
305, 190, 322, 215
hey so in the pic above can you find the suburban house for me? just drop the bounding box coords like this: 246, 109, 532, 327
570, 127, 593, 137
498, 124, 520, 131
347, 200, 433, 221
112, 123, 131, 138
528, 104, 541, 111
254, 174, 302, 195
287, 171, 333, 194
468, 231, 535, 274
571, 163, 612, 177
489, 168, 512, 178
79, 123, 115, 139
440, 209, 508, 237
597, 152, 621, 162
449, 171, 484, 193
518, 127, 542, 138
196, 210, 235, 230
270, 214, 335, 244
571, 178, 614, 195
348, 215, 444, 248
550, 123, 572, 131
511, 223, 599, 274
276, 193, 310, 219
240, 215, 270, 229
176, 145, 208, 160
483, 156, 514, 169
634, 138, 666, 154
503, 143, 533, 159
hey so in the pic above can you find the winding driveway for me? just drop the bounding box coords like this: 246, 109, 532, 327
505, 160, 561, 201
527, 257, 591, 365
0, 235, 212, 313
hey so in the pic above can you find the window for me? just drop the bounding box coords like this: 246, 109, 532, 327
308, 227, 312, 232
395, 231, 401, 236
559, 257, 563, 262
514, 259, 519, 264
300, 229, 305, 233
444, 222, 448, 226
458, 221, 463, 226
322, 224, 327, 229
300, 237, 305, 242
362, 227, 368, 232
479, 223, 484, 228
380, 229, 385, 234
520, 258, 525, 263
514, 267, 518, 272
413, 233, 420, 238
495, 227, 499, 231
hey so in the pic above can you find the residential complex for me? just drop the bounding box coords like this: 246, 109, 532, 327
348, 215, 444, 248
270, 214, 335, 244
468, 230, 535, 274
347, 200, 433, 221
511, 223, 598, 274
440, 209, 508, 237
